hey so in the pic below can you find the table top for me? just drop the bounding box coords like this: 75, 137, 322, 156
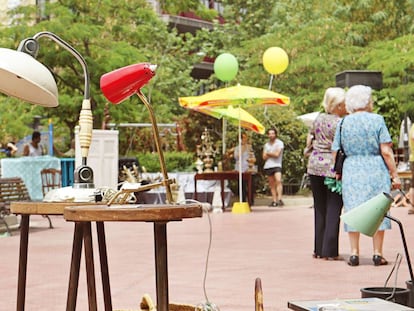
10, 201, 98, 215
195, 170, 254, 179
64, 203, 203, 222
398, 170, 412, 179
288, 297, 414, 311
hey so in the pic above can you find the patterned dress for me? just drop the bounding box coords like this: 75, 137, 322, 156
332, 112, 392, 232
307, 113, 340, 178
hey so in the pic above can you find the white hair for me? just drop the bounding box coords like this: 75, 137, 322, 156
322, 87, 345, 114
345, 85, 372, 113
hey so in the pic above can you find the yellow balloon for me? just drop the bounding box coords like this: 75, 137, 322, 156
262, 47, 289, 75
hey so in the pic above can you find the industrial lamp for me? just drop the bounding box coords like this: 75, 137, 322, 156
100, 63, 174, 203
0, 31, 94, 188
341, 192, 414, 286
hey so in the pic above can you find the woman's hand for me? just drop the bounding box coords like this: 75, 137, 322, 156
391, 176, 402, 189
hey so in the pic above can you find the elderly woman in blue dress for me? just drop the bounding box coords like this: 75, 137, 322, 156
332, 85, 401, 267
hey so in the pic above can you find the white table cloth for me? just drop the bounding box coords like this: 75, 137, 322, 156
140, 172, 233, 206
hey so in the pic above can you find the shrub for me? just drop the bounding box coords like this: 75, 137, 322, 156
136, 151, 195, 172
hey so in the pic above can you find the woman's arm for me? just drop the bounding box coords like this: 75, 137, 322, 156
22, 144, 29, 156
380, 142, 401, 188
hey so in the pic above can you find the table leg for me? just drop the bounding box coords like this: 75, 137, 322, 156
220, 179, 225, 209
194, 177, 198, 201
154, 222, 169, 311
66, 222, 84, 311
83, 222, 98, 311
96, 222, 112, 311
247, 174, 253, 206
16, 214, 30, 311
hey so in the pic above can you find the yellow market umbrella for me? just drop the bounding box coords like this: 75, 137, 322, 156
178, 84, 290, 109
194, 105, 265, 135
179, 84, 289, 212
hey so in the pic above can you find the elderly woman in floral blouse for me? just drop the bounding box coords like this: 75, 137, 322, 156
306, 87, 347, 260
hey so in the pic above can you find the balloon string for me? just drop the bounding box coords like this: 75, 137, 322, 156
268, 74, 274, 90
264, 74, 277, 129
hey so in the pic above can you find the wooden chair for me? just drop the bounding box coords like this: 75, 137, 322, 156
0, 178, 30, 235
0, 177, 53, 233
40, 168, 62, 197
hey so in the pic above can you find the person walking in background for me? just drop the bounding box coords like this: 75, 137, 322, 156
234, 132, 254, 202
263, 128, 284, 207
332, 85, 401, 267
306, 87, 347, 260
23, 131, 45, 156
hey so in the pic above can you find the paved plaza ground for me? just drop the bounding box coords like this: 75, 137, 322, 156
1, 195, 414, 310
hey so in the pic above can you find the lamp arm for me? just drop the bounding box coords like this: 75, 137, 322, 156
19, 31, 94, 186
31, 31, 90, 99
136, 91, 173, 204
32, 32, 92, 170
385, 215, 414, 283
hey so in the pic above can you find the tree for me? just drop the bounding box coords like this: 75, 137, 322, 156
1, 0, 413, 185
0, 0, 202, 148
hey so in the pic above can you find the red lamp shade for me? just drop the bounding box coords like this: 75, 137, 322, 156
100, 63, 156, 104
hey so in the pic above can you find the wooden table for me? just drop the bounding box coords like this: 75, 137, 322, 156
194, 171, 255, 208
10, 201, 97, 311
398, 170, 412, 192
63, 203, 202, 311
288, 297, 414, 310
398, 171, 412, 179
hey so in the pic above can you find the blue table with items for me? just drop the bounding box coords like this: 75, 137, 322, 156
1, 156, 61, 201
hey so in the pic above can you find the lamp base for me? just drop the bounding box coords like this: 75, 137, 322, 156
73, 182, 95, 189
73, 165, 94, 188
361, 287, 410, 306
406, 280, 414, 307
232, 202, 250, 214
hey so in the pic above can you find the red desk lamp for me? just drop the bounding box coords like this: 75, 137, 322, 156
100, 63, 174, 203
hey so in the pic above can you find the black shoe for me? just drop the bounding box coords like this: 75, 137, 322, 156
348, 255, 359, 266
277, 200, 284, 207
268, 201, 278, 207
373, 255, 388, 266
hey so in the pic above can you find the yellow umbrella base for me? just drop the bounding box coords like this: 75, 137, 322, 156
232, 202, 251, 214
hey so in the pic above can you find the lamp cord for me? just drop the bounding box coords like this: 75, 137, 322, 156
385, 214, 414, 283
384, 253, 402, 301
179, 199, 220, 311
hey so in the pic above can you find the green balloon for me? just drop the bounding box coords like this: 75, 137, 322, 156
214, 53, 239, 82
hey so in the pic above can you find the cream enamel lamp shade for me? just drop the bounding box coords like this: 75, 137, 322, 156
0, 48, 58, 107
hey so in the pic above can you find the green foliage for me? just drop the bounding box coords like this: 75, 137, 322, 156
2, 0, 414, 189
0, 0, 201, 142
372, 90, 402, 145
136, 151, 195, 172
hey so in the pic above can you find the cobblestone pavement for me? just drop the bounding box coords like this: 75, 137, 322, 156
1, 196, 413, 311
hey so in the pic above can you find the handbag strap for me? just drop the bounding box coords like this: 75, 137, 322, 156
339, 117, 345, 151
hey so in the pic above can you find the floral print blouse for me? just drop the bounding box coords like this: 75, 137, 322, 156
306, 113, 341, 178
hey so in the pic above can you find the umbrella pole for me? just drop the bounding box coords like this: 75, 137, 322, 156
222, 118, 226, 154
232, 107, 250, 214
238, 114, 243, 203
